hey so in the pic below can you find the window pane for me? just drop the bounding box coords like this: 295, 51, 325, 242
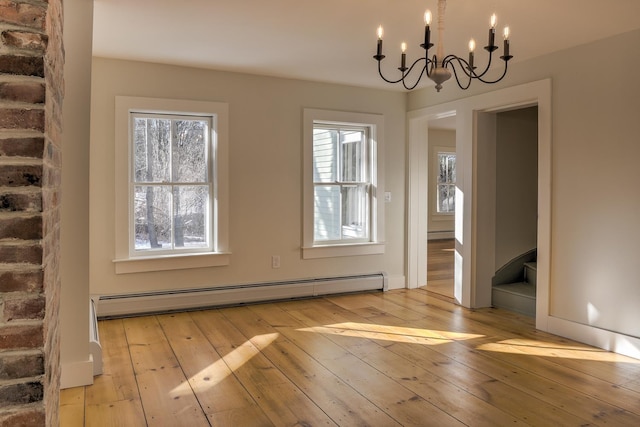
133, 118, 170, 183
447, 155, 456, 182
437, 184, 456, 213
134, 185, 172, 250
314, 185, 341, 241
313, 129, 337, 183
173, 119, 208, 182
341, 130, 365, 182
173, 185, 208, 248
341, 185, 369, 240
438, 154, 447, 184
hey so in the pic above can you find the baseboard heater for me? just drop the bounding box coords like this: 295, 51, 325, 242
89, 298, 103, 376
95, 273, 388, 319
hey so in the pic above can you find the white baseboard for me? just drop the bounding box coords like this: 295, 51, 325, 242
547, 316, 640, 360
95, 273, 388, 318
61, 356, 94, 389
387, 275, 406, 290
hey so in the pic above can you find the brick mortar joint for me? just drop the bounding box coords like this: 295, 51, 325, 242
0, 376, 45, 389
0, 211, 42, 219
0, 238, 43, 246
0, 101, 45, 109
0, 158, 43, 165
0, 318, 42, 326
0, 348, 42, 357
0, 264, 43, 271
1, 292, 43, 300
0, 185, 42, 193
0, 129, 43, 138
0, 74, 44, 83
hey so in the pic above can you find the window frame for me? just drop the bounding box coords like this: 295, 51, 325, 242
435, 150, 456, 215
302, 109, 385, 259
114, 96, 230, 274
130, 112, 214, 256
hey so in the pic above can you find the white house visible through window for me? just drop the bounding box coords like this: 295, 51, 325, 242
313, 124, 370, 243
114, 96, 229, 274
302, 109, 385, 259
131, 113, 212, 254
436, 152, 456, 213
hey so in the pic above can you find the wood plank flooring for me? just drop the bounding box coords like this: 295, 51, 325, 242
60, 288, 640, 426
426, 238, 455, 299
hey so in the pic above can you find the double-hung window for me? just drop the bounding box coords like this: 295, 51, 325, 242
114, 97, 229, 274
313, 124, 370, 243
131, 113, 212, 254
436, 151, 456, 214
303, 109, 385, 259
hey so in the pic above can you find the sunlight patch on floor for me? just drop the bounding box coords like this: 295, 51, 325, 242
297, 322, 483, 345
171, 333, 280, 397
477, 338, 640, 363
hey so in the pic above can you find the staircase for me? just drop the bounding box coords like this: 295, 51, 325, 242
492, 256, 537, 317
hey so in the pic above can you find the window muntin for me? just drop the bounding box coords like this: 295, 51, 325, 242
436, 152, 456, 214
312, 124, 371, 244
131, 113, 213, 255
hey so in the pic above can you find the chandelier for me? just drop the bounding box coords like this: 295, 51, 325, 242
373, 0, 513, 91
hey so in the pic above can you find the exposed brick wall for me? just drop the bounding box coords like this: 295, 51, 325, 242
0, 1, 63, 426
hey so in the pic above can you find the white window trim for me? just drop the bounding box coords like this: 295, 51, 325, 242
113, 96, 230, 274
433, 147, 456, 218
302, 108, 385, 259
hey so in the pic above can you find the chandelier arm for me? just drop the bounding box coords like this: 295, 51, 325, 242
474, 60, 509, 84
405, 57, 428, 77
476, 49, 497, 78
447, 59, 473, 90
402, 66, 428, 90
443, 54, 474, 77
377, 60, 406, 84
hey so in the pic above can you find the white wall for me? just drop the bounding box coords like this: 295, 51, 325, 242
60, 0, 94, 387
89, 58, 407, 298
408, 29, 640, 343
495, 107, 538, 269
427, 129, 455, 236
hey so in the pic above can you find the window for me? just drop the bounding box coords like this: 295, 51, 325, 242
436, 151, 456, 214
303, 109, 385, 259
114, 97, 229, 273
313, 124, 370, 243
131, 113, 211, 254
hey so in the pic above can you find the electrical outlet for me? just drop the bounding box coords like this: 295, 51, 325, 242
272, 255, 280, 269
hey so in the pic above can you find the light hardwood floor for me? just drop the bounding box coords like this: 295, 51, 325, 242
60, 287, 640, 426
426, 239, 455, 299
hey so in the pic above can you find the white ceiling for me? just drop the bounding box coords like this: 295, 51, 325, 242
93, 0, 640, 91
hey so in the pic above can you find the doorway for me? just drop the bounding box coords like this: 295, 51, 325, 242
426, 116, 457, 299
475, 107, 539, 316
407, 79, 552, 330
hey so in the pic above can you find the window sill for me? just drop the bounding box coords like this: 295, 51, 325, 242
302, 242, 385, 259
113, 252, 231, 274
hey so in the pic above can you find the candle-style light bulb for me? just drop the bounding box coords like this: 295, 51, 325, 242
375, 25, 384, 59
400, 42, 407, 71
502, 27, 511, 59
468, 39, 476, 71
488, 14, 497, 48
424, 10, 432, 26
423, 10, 432, 50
